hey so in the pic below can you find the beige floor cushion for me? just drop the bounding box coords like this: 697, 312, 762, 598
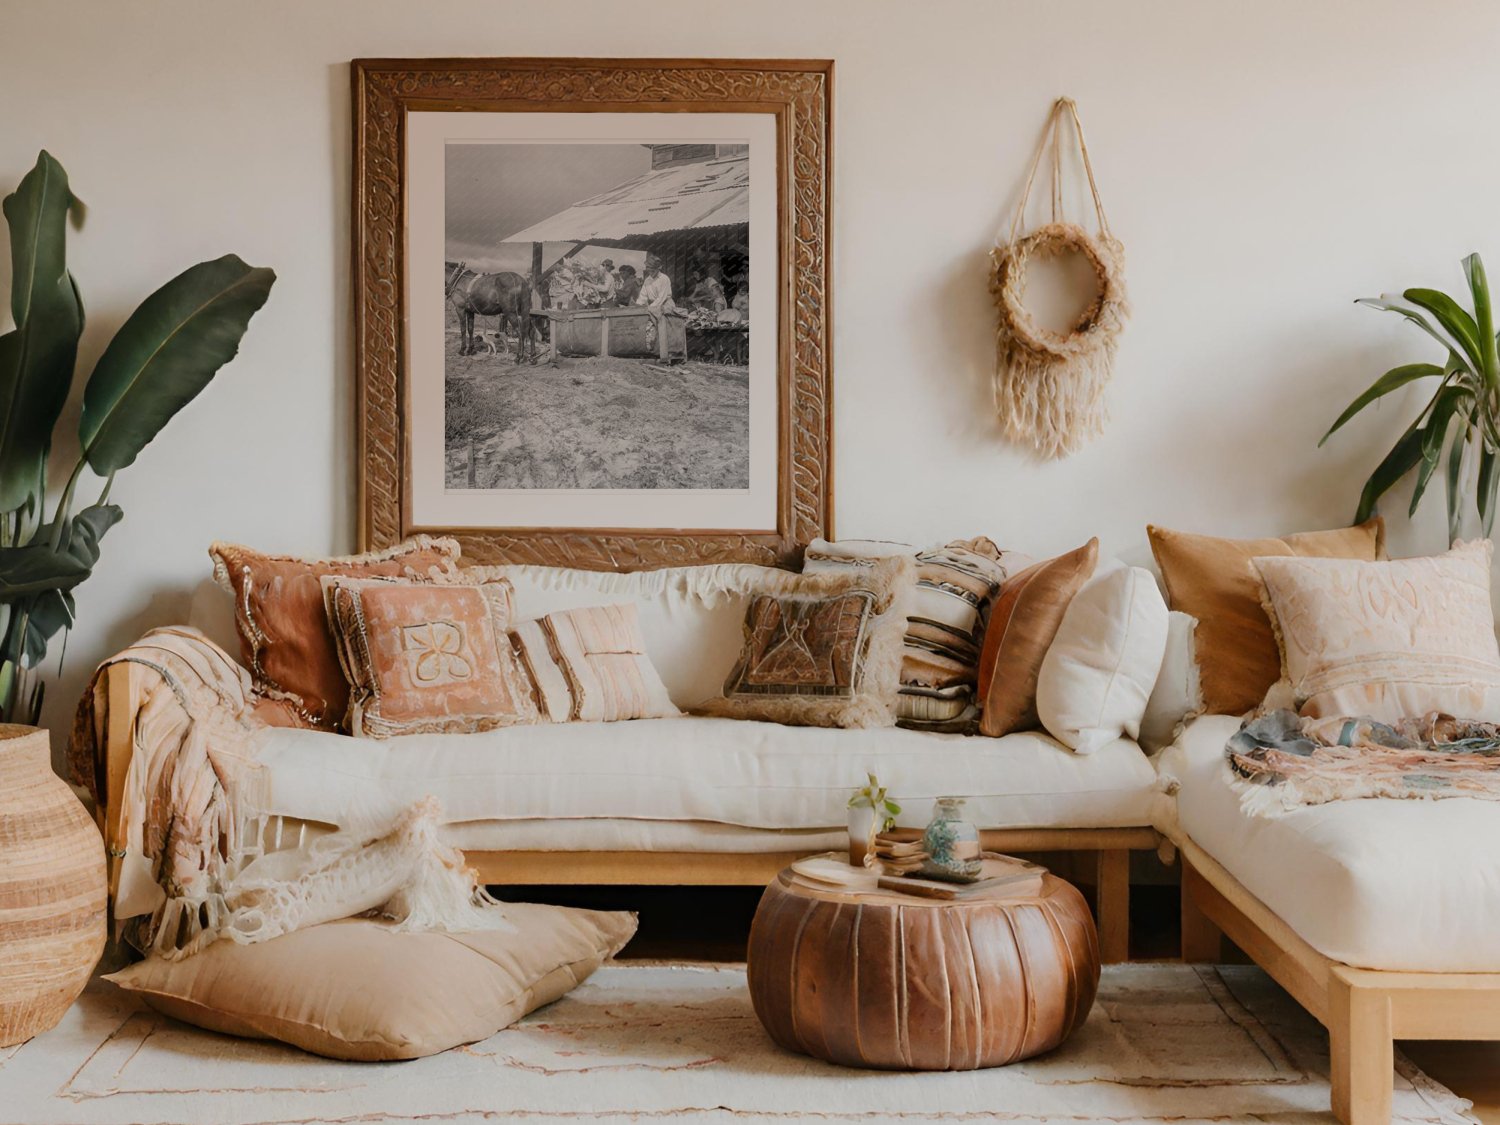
105, 903, 637, 1060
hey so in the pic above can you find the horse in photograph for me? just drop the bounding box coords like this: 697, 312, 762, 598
448, 264, 536, 361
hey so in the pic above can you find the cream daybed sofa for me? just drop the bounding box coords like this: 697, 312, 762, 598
97, 561, 1162, 963
1160, 714, 1500, 1125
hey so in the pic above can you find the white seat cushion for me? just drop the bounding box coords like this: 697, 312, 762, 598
249, 717, 1157, 834
1158, 714, 1500, 972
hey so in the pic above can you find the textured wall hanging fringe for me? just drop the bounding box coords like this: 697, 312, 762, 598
990, 97, 1129, 460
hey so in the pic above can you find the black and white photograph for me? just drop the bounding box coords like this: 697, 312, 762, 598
442, 141, 753, 492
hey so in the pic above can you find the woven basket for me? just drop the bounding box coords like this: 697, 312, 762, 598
0, 724, 106, 1046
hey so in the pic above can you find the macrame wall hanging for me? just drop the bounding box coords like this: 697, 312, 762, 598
990, 97, 1129, 460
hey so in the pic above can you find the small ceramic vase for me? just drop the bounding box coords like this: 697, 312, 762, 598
921, 797, 983, 882
847, 804, 878, 866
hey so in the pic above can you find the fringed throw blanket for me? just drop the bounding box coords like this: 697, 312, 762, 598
1227, 708, 1500, 816
70, 627, 509, 959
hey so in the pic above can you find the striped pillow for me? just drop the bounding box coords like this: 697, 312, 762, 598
510, 603, 679, 723
803, 538, 1025, 731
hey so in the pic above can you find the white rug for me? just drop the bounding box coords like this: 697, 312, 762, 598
0, 962, 1475, 1124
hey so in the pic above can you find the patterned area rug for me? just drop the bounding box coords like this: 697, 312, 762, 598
0, 962, 1475, 1124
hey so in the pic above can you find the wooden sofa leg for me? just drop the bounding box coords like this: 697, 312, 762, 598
1094, 848, 1129, 964
1328, 968, 1393, 1125
1179, 858, 1224, 963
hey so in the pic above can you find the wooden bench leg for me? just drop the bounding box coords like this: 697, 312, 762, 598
1179, 858, 1224, 963
1095, 848, 1130, 964
1329, 968, 1393, 1125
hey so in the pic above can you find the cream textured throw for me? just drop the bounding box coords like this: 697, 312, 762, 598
70, 628, 508, 959
991, 98, 1129, 460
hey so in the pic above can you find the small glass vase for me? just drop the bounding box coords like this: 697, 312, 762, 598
921, 797, 983, 882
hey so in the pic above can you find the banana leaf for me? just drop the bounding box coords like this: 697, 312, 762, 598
0, 152, 83, 513
1320, 362, 1443, 445
79, 255, 274, 474
0, 542, 91, 598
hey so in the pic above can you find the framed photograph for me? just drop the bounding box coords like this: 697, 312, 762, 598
352, 58, 833, 569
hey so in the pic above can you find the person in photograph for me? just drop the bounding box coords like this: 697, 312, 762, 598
686, 266, 727, 313
548, 261, 577, 309
596, 258, 618, 305
730, 264, 750, 317
612, 264, 641, 306
635, 254, 675, 309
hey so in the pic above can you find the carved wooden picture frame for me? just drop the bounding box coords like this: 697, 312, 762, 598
352, 58, 833, 569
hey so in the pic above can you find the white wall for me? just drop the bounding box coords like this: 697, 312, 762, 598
2, 0, 1497, 745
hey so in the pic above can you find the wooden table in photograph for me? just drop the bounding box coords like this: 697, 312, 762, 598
746, 861, 1100, 1071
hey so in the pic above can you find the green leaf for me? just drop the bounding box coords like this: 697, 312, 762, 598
0, 542, 90, 598
1357, 295, 1473, 367
79, 254, 274, 474
1404, 287, 1484, 372
1446, 415, 1469, 544
0, 151, 84, 512
1481, 447, 1500, 536
55, 503, 121, 568
1355, 422, 1426, 523
1462, 253, 1499, 388
1320, 363, 1443, 445
1410, 387, 1469, 517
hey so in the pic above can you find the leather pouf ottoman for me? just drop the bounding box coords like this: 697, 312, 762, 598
747, 866, 1099, 1070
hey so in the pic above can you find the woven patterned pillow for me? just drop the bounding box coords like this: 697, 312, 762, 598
210, 537, 461, 730
803, 538, 1021, 731
510, 603, 679, 723
322, 574, 538, 738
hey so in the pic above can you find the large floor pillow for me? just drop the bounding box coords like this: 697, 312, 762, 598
105, 903, 636, 1060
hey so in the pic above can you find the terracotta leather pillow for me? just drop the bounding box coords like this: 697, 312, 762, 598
105, 904, 637, 1061
977, 539, 1098, 738
1147, 518, 1385, 716
323, 575, 540, 738
210, 537, 461, 730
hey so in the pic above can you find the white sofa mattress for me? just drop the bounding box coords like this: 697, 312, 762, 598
250, 716, 1158, 835
1158, 715, 1500, 972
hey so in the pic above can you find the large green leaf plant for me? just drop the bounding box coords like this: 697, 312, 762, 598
0, 151, 273, 724
1324, 253, 1500, 544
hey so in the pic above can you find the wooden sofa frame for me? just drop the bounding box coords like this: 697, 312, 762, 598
1179, 835, 1500, 1125
99, 661, 1156, 963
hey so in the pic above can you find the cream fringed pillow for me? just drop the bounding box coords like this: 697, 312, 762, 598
106, 905, 637, 1061
322, 574, 539, 737
510, 603, 679, 723
1254, 540, 1500, 722
699, 555, 916, 729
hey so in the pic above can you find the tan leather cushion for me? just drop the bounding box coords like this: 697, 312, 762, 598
105, 904, 637, 1061
1147, 518, 1385, 716
210, 537, 461, 730
323, 575, 539, 737
977, 539, 1099, 737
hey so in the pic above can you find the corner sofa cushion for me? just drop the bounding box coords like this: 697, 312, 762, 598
209, 537, 461, 729
105, 904, 636, 1060
1036, 564, 1169, 754
1146, 518, 1385, 717
1254, 539, 1500, 722
322, 575, 539, 738
510, 603, 679, 723
247, 716, 1159, 833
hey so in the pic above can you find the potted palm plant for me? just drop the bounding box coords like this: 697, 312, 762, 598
1323, 253, 1500, 544
0, 150, 272, 1045
0, 151, 274, 724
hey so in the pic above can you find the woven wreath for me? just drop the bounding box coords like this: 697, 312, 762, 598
991, 100, 1129, 460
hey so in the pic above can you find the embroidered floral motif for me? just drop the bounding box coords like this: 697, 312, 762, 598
400, 620, 473, 685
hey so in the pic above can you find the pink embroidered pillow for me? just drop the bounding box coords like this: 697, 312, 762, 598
510, 603, 679, 723
1254, 540, 1500, 722
322, 575, 539, 738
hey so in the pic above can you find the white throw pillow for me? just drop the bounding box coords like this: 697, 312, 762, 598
1036, 564, 1169, 754
1138, 611, 1202, 752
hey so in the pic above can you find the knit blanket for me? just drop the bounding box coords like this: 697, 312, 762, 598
69, 627, 509, 959
1226, 708, 1500, 816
